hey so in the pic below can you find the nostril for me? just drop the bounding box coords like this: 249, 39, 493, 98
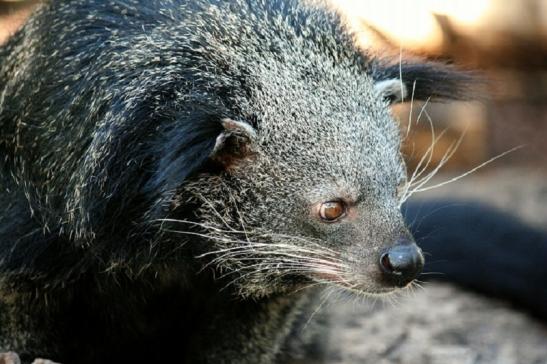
380, 252, 395, 273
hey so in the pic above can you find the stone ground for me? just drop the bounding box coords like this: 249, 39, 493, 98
323, 167, 547, 364
326, 283, 547, 364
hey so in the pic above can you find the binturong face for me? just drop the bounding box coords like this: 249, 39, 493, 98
150, 1, 473, 300
177, 57, 426, 299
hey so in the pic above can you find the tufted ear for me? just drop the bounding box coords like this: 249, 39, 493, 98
145, 115, 256, 198
210, 118, 257, 167
373, 60, 479, 104
374, 79, 407, 104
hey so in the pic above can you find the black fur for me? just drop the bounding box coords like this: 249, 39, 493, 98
372, 59, 481, 101
406, 200, 547, 320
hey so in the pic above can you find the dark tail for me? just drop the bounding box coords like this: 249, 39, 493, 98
404, 199, 547, 320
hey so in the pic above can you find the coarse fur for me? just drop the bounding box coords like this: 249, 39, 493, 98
0, 1, 542, 363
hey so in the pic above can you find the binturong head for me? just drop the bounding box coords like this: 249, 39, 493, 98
180, 102, 425, 297
131, 0, 475, 299
177, 99, 425, 297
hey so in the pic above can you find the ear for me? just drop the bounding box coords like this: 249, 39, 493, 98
374, 79, 407, 104
372, 60, 480, 104
144, 116, 256, 196
210, 118, 257, 166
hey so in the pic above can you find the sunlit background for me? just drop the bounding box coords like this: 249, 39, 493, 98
336, 0, 492, 51
332, 0, 547, 171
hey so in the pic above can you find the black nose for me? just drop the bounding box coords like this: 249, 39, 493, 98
380, 241, 424, 287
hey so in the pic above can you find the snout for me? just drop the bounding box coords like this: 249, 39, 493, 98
379, 238, 424, 287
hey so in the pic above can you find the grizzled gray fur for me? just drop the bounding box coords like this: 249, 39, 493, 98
0, 0, 474, 363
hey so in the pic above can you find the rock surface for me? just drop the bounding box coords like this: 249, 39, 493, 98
325, 283, 547, 364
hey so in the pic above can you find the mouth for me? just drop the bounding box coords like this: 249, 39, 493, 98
309, 271, 408, 296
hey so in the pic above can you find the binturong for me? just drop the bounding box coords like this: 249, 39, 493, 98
0, 0, 474, 363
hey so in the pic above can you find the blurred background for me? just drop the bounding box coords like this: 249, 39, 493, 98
333, 0, 547, 228
0, 0, 37, 44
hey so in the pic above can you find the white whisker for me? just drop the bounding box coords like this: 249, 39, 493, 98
405, 80, 417, 137
413, 145, 523, 193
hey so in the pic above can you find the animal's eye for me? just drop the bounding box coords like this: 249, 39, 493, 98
319, 201, 347, 222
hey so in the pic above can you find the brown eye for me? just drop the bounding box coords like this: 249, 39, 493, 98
319, 201, 347, 222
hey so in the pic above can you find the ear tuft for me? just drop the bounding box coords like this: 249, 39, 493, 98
374, 79, 407, 104
373, 60, 482, 104
143, 116, 256, 213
